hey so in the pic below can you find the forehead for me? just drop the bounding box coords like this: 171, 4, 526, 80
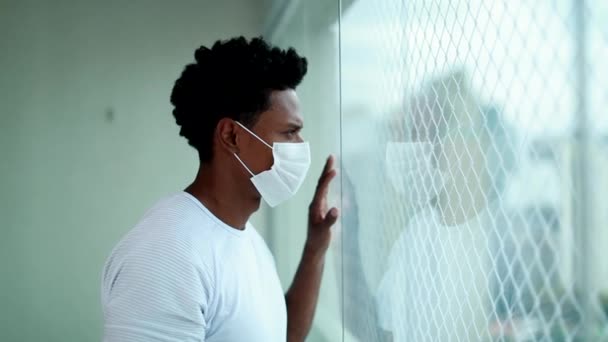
255, 89, 303, 127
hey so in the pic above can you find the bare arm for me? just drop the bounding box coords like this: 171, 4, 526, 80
285, 243, 330, 341
285, 156, 338, 342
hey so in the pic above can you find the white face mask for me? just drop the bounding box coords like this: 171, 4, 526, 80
233, 121, 311, 207
385, 141, 447, 206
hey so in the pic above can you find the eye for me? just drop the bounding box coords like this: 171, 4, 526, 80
285, 128, 299, 138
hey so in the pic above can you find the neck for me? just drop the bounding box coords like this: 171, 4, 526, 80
185, 161, 259, 230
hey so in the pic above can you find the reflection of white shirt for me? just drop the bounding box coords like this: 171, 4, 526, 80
376, 206, 491, 341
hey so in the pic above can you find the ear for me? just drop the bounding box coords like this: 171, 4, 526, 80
216, 118, 240, 154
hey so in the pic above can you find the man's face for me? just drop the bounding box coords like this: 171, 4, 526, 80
238, 89, 304, 175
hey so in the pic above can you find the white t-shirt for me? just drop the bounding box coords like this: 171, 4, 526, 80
101, 192, 286, 342
376, 206, 492, 341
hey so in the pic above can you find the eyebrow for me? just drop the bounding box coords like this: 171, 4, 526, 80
286, 122, 304, 130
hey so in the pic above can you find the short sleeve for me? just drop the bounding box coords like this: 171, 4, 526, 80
103, 239, 212, 342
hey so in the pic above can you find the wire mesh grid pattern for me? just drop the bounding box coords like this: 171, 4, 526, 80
339, 0, 608, 341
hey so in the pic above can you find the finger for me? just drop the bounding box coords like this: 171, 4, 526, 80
313, 156, 336, 202
322, 207, 339, 228
317, 156, 335, 187
321, 155, 334, 177
311, 169, 336, 213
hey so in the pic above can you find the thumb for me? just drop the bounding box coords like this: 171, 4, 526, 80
322, 208, 339, 228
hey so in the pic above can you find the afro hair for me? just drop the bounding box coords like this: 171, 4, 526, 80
170, 36, 308, 162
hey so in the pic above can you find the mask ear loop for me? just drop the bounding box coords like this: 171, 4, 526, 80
234, 153, 255, 177
235, 121, 273, 149
233, 121, 273, 177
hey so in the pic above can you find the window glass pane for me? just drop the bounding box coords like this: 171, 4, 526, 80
340, 0, 608, 341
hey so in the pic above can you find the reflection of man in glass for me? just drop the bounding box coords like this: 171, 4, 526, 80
376, 71, 495, 341
377, 74, 489, 341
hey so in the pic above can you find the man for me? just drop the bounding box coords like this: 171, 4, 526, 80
101, 37, 338, 342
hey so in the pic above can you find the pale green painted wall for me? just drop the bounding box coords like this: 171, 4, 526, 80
0, 1, 263, 340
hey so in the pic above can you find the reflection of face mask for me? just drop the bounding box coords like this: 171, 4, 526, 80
233, 121, 311, 208
385, 142, 446, 206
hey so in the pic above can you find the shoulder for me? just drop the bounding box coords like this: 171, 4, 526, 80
102, 194, 219, 293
